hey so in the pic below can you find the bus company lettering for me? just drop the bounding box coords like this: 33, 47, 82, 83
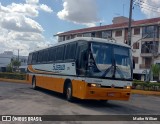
53, 64, 65, 70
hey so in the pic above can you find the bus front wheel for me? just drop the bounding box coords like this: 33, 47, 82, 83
66, 83, 73, 102
32, 77, 37, 90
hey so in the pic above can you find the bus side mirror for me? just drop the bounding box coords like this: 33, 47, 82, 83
133, 60, 135, 69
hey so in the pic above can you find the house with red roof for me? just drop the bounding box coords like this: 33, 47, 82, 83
56, 16, 160, 81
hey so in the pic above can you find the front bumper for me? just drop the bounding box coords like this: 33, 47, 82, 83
84, 87, 131, 101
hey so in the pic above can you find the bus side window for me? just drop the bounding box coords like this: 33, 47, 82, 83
32, 52, 38, 64
64, 44, 70, 60
38, 51, 41, 63
51, 48, 56, 62
76, 43, 88, 76
56, 45, 64, 61
64, 43, 76, 60
28, 53, 32, 65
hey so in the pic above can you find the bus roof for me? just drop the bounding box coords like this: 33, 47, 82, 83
31, 37, 130, 53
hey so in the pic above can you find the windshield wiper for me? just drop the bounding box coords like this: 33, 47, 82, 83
101, 59, 125, 79
101, 59, 115, 78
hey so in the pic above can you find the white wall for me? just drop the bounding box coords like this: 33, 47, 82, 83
112, 29, 125, 43
131, 28, 143, 70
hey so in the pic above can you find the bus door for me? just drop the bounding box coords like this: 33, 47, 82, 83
76, 42, 89, 76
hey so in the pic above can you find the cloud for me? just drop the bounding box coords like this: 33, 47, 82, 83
8, 31, 44, 41
1, 14, 43, 33
0, 1, 53, 56
40, 4, 53, 13
57, 0, 99, 27
6, 3, 39, 17
26, 0, 39, 4
135, 0, 160, 18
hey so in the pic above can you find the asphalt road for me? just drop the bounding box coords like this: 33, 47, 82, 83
0, 81, 160, 124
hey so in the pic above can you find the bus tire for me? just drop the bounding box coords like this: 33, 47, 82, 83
99, 100, 108, 104
66, 83, 73, 102
32, 76, 37, 90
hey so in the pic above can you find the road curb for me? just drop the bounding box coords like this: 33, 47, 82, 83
131, 90, 160, 96
0, 78, 29, 84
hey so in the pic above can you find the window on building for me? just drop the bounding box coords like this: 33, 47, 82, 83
134, 27, 140, 35
91, 32, 95, 37
95, 32, 102, 38
133, 57, 138, 64
63, 36, 65, 41
66, 36, 70, 40
77, 34, 82, 37
58, 36, 63, 42
102, 30, 112, 38
71, 35, 76, 39
133, 42, 139, 49
83, 33, 91, 37
115, 30, 122, 37
142, 26, 158, 38
141, 41, 159, 53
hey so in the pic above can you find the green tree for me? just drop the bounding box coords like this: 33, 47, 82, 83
12, 59, 21, 67
6, 63, 13, 72
10, 58, 21, 72
151, 64, 160, 81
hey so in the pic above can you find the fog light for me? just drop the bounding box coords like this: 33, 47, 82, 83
127, 86, 131, 89
91, 84, 96, 87
124, 86, 131, 89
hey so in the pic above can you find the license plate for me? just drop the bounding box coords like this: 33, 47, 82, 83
108, 93, 115, 96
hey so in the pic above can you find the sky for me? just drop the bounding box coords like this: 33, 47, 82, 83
0, 0, 160, 56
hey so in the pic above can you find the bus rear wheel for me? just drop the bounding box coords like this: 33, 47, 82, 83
66, 83, 73, 102
32, 77, 37, 90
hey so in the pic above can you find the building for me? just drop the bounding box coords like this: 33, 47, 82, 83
56, 17, 160, 81
0, 51, 28, 72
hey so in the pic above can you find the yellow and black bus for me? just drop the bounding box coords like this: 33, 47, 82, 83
27, 37, 133, 102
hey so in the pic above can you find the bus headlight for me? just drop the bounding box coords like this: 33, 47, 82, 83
124, 86, 131, 89
88, 83, 101, 87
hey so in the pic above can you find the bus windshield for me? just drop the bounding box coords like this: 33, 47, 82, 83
90, 42, 132, 80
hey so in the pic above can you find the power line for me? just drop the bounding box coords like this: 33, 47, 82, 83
133, 0, 160, 12
136, 0, 160, 9
133, 2, 160, 13
133, 0, 159, 10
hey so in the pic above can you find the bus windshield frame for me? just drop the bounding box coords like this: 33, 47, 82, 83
88, 41, 133, 81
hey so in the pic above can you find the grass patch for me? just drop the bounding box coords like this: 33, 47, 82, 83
0, 72, 26, 80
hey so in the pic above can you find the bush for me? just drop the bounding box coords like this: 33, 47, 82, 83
0, 72, 26, 80
132, 81, 160, 91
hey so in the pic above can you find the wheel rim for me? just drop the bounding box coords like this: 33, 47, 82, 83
67, 88, 71, 99
32, 79, 35, 88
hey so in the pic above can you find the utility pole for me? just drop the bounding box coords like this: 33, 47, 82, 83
18, 49, 19, 62
128, 0, 133, 46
